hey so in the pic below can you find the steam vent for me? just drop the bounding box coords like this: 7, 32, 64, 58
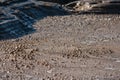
0, 0, 67, 40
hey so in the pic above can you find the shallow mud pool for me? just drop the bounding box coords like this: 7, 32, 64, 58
0, 0, 120, 80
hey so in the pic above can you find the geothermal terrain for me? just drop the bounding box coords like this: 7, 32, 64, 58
0, 0, 120, 80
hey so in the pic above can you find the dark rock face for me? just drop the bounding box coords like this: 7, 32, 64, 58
37, 0, 78, 4
0, 0, 78, 5
0, 0, 67, 40
0, 0, 28, 6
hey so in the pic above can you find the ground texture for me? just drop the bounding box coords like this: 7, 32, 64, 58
0, 0, 120, 80
0, 14, 120, 80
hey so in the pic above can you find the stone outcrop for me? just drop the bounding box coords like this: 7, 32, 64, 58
0, 0, 67, 39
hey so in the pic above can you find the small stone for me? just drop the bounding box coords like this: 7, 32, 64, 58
47, 69, 53, 74
7, 71, 9, 73
115, 60, 120, 62
24, 49, 34, 53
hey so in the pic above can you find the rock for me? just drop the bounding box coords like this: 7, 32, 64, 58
24, 49, 34, 54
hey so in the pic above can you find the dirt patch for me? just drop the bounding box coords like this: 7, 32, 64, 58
87, 47, 113, 57
62, 46, 113, 59
0, 1, 120, 79
4, 45, 37, 71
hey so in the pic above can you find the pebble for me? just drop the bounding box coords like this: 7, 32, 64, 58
47, 69, 53, 74
24, 49, 34, 53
